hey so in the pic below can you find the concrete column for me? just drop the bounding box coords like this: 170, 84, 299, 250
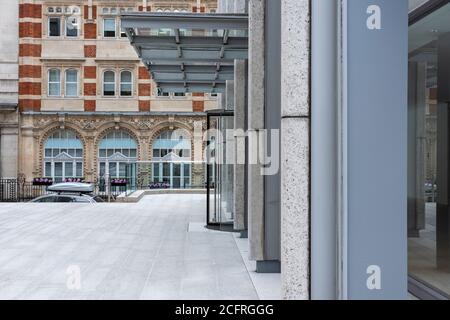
234, 60, 248, 232
223, 80, 235, 219
248, 0, 265, 262
280, 0, 310, 300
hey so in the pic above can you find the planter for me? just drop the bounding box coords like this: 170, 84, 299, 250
64, 178, 85, 183
111, 179, 127, 187
32, 178, 53, 186
149, 183, 170, 189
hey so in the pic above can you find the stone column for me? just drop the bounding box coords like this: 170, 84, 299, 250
280, 0, 310, 300
192, 121, 205, 188
234, 60, 248, 232
248, 0, 265, 262
84, 135, 95, 182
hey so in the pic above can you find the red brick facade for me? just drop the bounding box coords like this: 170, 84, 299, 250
84, 45, 97, 58
19, 44, 41, 57
84, 83, 97, 96
19, 3, 42, 19
19, 99, 41, 112
17, 1, 215, 114
84, 100, 96, 112
138, 84, 151, 97
19, 82, 41, 96
19, 22, 42, 38
84, 66, 97, 79
139, 67, 151, 80
193, 101, 205, 112
19, 65, 41, 79
138, 100, 151, 112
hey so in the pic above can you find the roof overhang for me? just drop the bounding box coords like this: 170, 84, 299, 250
121, 12, 248, 94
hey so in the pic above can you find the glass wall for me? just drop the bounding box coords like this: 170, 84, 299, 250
206, 112, 235, 229
408, 3, 450, 297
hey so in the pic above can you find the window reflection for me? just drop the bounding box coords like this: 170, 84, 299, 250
408, 3, 450, 297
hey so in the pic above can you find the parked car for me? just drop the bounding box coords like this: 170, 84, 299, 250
30, 182, 104, 203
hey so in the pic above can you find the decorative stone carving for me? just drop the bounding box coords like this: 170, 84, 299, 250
21, 113, 207, 182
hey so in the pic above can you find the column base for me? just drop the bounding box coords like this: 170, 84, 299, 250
256, 260, 281, 273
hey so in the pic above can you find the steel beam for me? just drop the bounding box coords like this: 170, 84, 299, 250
158, 82, 226, 93
148, 65, 234, 74
141, 48, 248, 60
121, 13, 249, 31
131, 35, 248, 47
152, 72, 233, 82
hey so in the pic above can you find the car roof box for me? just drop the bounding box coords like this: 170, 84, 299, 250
48, 182, 94, 194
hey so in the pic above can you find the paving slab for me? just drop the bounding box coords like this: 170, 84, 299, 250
0, 194, 258, 300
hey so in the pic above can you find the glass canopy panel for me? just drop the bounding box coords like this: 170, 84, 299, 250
121, 12, 248, 94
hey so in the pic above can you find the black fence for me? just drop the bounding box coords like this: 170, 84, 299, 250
0, 178, 128, 203
0, 179, 50, 202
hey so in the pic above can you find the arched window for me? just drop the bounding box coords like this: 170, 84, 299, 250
48, 69, 61, 96
44, 130, 83, 182
103, 71, 116, 96
120, 71, 132, 96
152, 129, 192, 189
98, 131, 137, 178
65, 69, 78, 97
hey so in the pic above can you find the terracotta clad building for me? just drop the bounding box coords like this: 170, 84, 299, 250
9, 0, 218, 185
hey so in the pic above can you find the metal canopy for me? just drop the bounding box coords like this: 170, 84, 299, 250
121, 12, 248, 93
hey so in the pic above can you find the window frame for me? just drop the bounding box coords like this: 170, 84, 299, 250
48, 16, 62, 37
103, 70, 116, 97
48, 68, 61, 97
65, 69, 79, 97
103, 18, 117, 38
119, 70, 133, 97
65, 16, 80, 38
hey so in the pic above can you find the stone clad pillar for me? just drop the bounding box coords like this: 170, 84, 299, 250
248, 0, 265, 263
192, 120, 205, 188
234, 60, 248, 232
84, 135, 95, 182
280, 0, 310, 299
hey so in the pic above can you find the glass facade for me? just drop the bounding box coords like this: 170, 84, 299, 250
408, 3, 450, 297
98, 130, 137, 179
151, 130, 192, 189
44, 130, 83, 182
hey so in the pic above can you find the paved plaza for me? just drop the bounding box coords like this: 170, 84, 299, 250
0, 194, 267, 300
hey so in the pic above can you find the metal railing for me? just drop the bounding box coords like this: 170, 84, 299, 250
0, 179, 50, 202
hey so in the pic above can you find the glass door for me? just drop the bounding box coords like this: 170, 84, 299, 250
206, 111, 235, 231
